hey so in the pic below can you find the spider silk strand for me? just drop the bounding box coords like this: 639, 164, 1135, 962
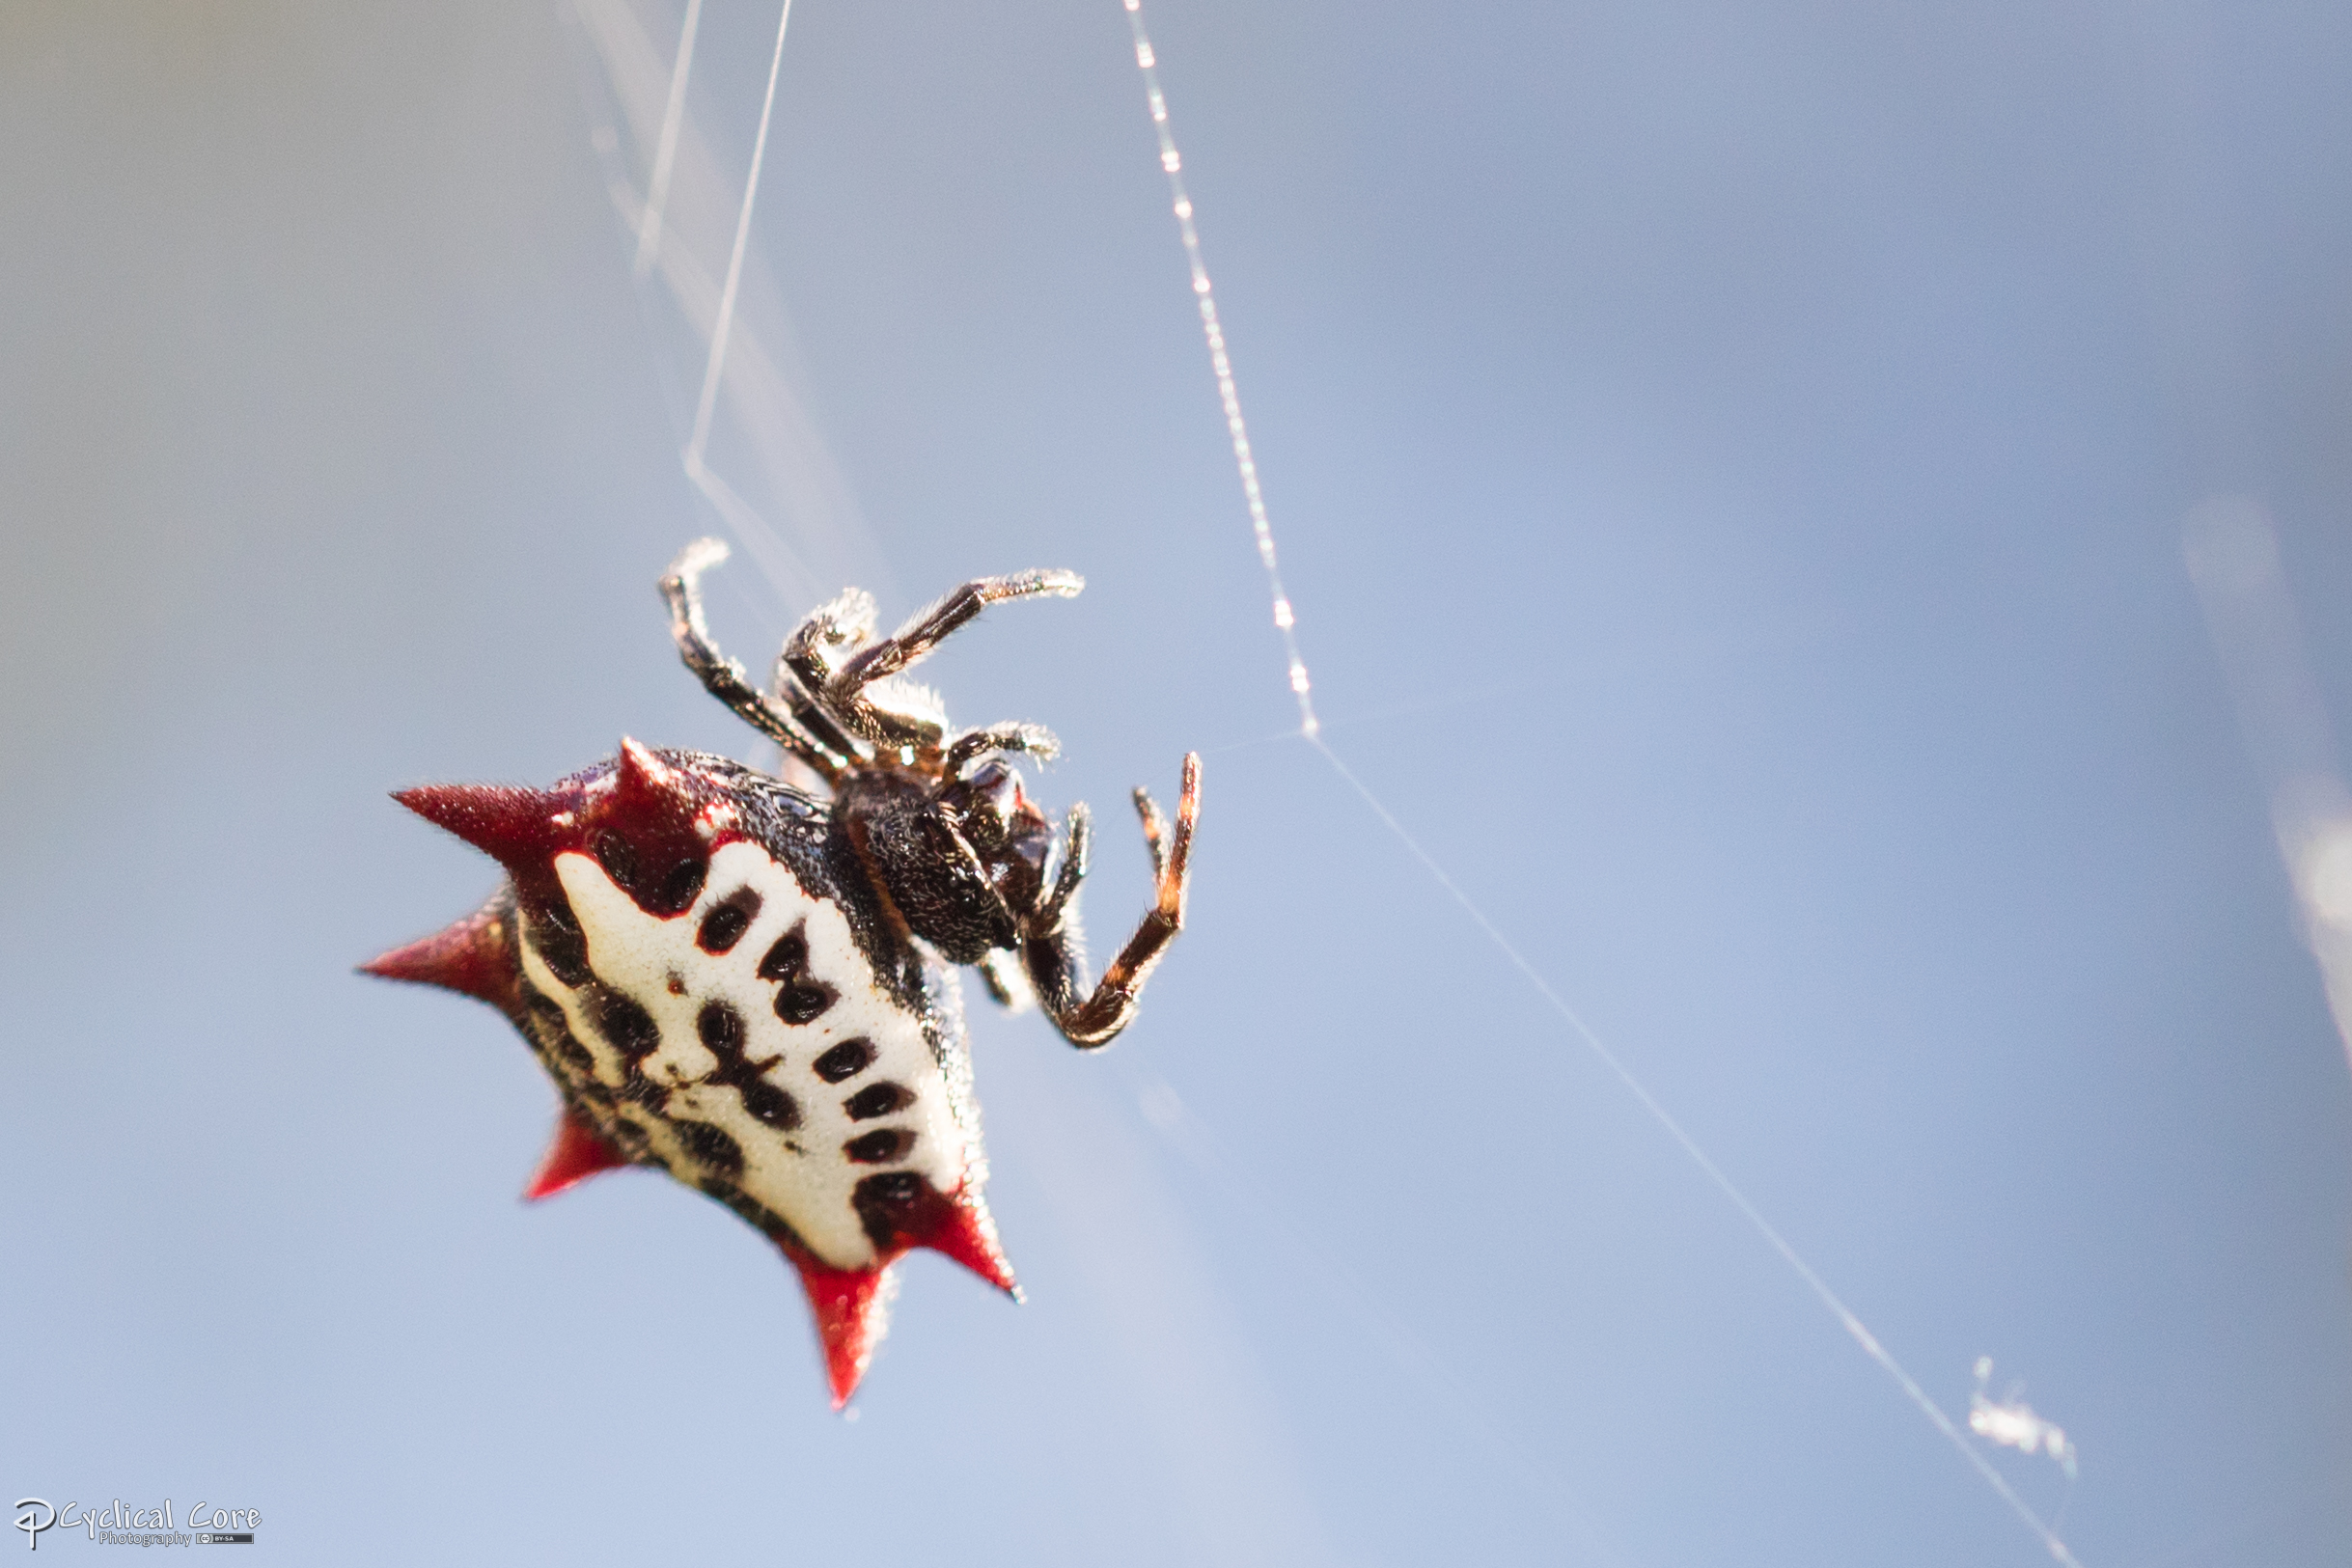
1119, 0, 1317, 739
1121, 7, 2084, 1561
685, 0, 793, 485
633, 0, 704, 278
1308, 734, 2087, 1568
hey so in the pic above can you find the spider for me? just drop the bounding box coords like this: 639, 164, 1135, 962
659, 536, 1202, 1045
369, 537, 1201, 1405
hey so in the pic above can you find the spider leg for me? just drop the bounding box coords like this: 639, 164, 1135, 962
1132, 784, 1172, 881
659, 539, 849, 779
779, 584, 879, 701
977, 950, 1036, 1014
1036, 801, 1091, 932
823, 571, 1083, 741
844, 677, 953, 753
945, 723, 1062, 778
1024, 753, 1200, 1049
769, 649, 868, 764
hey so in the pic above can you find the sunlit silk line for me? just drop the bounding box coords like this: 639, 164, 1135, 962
1309, 733, 2089, 1568
1116, 6, 2085, 1552
568, 0, 853, 612
685, 0, 793, 484
1119, 0, 1318, 739
633, 0, 705, 278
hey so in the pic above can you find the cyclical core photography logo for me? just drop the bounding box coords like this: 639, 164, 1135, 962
14, 1499, 260, 1551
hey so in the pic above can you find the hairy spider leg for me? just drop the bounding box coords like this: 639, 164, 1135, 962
1027, 752, 1201, 1048
825, 571, 1084, 748
660, 537, 850, 778
944, 723, 1062, 778
775, 588, 972, 756
776, 583, 883, 761
976, 949, 1035, 1013
1133, 784, 1174, 879
767, 647, 870, 764
1037, 801, 1092, 934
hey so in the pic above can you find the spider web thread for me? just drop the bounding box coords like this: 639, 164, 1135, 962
1115, 3, 2087, 1562
684, 0, 793, 489
633, 0, 702, 277
1119, 0, 1317, 740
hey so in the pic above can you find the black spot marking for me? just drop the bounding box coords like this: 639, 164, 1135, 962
655, 857, 708, 916
851, 1170, 932, 1250
774, 981, 836, 1026
755, 921, 837, 1024
697, 1000, 743, 1056
593, 829, 642, 892
621, 1071, 668, 1110
757, 929, 809, 982
690, 995, 795, 1128
844, 1082, 913, 1121
606, 1115, 651, 1152
675, 1119, 745, 1177
844, 1127, 915, 1165
857, 1170, 925, 1203
593, 988, 661, 1062
814, 1038, 875, 1084
698, 888, 761, 954
528, 897, 591, 987
739, 1080, 803, 1132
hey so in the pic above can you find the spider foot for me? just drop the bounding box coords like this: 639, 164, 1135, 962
1132, 752, 1200, 909
659, 538, 849, 776
1029, 754, 1201, 1050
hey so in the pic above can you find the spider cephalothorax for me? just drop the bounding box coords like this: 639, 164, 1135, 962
367, 539, 1199, 1405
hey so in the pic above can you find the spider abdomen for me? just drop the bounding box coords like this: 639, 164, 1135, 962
521, 836, 975, 1267
367, 739, 1014, 1405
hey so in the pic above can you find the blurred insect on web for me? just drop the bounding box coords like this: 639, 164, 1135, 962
366, 539, 1202, 1406
1969, 1356, 2079, 1480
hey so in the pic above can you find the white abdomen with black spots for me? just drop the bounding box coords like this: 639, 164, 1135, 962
514, 839, 970, 1271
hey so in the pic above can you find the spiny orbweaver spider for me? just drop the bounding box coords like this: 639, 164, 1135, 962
367, 538, 1200, 1405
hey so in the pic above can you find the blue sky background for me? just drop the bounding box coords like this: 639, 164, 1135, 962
4, 2, 2350, 1563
